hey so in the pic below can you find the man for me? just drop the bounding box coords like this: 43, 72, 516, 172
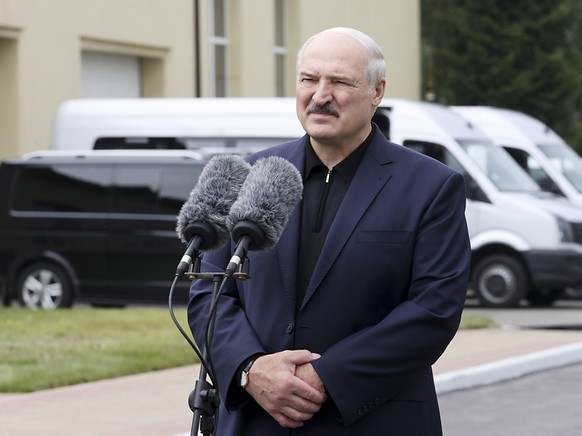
188, 27, 470, 435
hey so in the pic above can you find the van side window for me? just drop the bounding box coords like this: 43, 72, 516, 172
503, 146, 564, 196
95, 137, 186, 150
401, 140, 488, 202
111, 164, 202, 215
158, 166, 203, 214
111, 165, 161, 214
403, 139, 466, 171
12, 165, 111, 213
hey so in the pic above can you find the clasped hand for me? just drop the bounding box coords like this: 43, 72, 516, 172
244, 349, 327, 428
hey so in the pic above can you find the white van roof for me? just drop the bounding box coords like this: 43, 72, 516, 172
452, 106, 566, 146
50, 97, 304, 150
380, 98, 491, 144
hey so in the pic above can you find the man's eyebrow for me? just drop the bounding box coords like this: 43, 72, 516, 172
299, 71, 355, 81
331, 74, 355, 81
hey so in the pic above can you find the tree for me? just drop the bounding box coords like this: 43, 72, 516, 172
422, 0, 582, 150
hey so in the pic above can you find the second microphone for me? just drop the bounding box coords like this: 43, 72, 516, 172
225, 156, 303, 277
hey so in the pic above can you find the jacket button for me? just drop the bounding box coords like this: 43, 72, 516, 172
285, 323, 294, 333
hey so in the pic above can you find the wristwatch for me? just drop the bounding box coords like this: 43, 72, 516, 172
239, 358, 256, 389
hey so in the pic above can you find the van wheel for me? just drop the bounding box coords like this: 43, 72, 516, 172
526, 288, 563, 307
16, 262, 74, 310
472, 255, 528, 308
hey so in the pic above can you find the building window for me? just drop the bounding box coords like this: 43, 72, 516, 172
273, 0, 287, 96
209, 0, 228, 97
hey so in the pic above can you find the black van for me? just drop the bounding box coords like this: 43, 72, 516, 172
0, 151, 208, 309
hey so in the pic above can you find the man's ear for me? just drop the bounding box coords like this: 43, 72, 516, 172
373, 79, 386, 106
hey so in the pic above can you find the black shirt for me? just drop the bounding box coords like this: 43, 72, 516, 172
296, 127, 374, 309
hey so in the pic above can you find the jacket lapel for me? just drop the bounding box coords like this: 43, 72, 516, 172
271, 138, 307, 312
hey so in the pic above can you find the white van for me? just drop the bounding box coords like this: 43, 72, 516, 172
49, 97, 582, 307
451, 106, 582, 206
50, 97, 303, 151
372, 99, 582, 307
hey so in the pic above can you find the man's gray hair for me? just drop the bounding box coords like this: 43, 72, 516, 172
296, 27, 386, 93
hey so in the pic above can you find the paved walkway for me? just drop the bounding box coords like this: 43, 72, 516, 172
1, 327, 582, 436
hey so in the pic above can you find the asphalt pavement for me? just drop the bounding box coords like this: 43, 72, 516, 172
439, 362, 582, 436
1, 305, 582, 435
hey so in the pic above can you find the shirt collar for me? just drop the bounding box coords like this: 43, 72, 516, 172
303, 124, 375, 180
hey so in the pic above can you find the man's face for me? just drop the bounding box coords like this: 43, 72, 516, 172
296, 32, 384, 148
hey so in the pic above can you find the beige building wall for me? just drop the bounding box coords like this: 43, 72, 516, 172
0, 0, 195, 158
230, 0, 276, 96
0, 0, 420, 159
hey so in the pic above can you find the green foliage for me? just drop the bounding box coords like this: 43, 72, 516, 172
422, 0, 582, 151
0, 307, 198, 393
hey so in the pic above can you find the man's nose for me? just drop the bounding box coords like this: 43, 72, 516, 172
312, 80, 333, 104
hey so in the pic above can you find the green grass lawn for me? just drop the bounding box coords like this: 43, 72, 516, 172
0, 307, 495, 393
0, 307, 198, 393
459, 313, 497, 330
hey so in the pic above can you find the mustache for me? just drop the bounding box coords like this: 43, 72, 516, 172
306, 102, 340, 117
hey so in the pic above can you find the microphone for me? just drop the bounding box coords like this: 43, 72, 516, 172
224, 156, 303, 277
175, 154, 251, 275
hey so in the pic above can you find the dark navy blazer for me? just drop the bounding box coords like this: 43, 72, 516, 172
188, 128, 471, 435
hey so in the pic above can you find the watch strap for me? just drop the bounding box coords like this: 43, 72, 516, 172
239, 357, 257, 388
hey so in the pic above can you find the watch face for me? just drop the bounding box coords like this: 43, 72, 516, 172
241, 371, 249, 388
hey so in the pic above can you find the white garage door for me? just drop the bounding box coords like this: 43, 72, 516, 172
81, 51, 141, 98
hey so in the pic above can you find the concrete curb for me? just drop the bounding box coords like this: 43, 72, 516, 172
435, 341, 582, 394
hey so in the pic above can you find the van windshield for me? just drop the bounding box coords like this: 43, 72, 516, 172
458, 140, 540, 192
538, 143, 582, 193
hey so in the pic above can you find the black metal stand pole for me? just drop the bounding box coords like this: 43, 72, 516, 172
185, 258, 250, 436
189, 274, 222, 436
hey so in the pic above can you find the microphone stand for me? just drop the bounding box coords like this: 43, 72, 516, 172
184, 259, 251, 436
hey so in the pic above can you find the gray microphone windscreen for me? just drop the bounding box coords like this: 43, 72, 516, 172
227, 156, 303, 250
176, 154, 251, 250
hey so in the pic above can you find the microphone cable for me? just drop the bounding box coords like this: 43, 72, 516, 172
167, 272, 218, 389
169, 268, 229, 436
